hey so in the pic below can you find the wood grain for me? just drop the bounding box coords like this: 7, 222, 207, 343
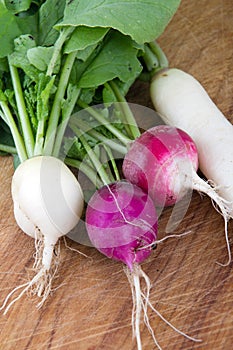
0, 1, 233, 349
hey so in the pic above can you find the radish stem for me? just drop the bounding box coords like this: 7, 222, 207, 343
44, 51, 77, 155
70, 117, 127, 155
72, 124, 111, 185
8, 62, 34, 157
53, 86, 81, 158
65, 157, 103, 188
0, 144, 17, 154
77, 100, 132, 146
107, 81, 141, 139
0, 100, 28, 161
46, 27, 75, 77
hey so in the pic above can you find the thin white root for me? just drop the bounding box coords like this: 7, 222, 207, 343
63, 236, 89, 258
124, 264, 201, 350
139, 230, 193, 250
192, 171, 232, 266
0, 231, 60, 315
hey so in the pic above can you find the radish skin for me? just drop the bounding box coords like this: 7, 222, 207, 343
123, 125, 198, 207
150, 68, 233, 264
1, 156, 84, 313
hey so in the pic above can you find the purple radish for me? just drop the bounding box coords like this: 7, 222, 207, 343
86, 180, 158, 270
85, 180, 200, 349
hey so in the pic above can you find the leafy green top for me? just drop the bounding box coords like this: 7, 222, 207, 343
0, 0, 180, 163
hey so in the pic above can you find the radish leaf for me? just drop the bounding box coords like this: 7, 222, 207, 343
64, 26, 109, 54
77, 31, 142, 88
57, 0, 181, 43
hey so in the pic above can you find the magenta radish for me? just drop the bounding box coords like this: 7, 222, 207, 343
1, 156, 84, 314
85, 180, 200, 350
123, 125, 232, 264
86, 180, 158, 269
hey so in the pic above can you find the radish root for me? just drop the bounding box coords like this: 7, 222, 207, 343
124, 264, 201, 350
0, 229, 60, 315
192, 171, 232, 266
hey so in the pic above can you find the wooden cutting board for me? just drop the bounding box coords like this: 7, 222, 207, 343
0, 1, 233, 349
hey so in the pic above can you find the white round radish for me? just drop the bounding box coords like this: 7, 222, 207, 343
2, 156, 84, 313
12, 156, 84, 243
150, 68, 233, 210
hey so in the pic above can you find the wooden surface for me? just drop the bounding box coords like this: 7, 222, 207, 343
0, 1, 233, 349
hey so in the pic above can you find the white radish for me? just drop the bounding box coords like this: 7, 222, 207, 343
150, 68, 233, 264
1, 156, 84, 313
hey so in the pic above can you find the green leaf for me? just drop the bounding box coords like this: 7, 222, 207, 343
37, 74, 56, 121
64, 26, 109, 54
0, 89, 7, 102
4, 0, 32, 14
78, 88, 96, 105
8, 34, 39, 81
57, 0, 181, 44
77, 31, 142, 88
15, 11, 39, 40
27, 46, 61, 72
76, 43, 98, 62
0, 58, 8, 72
63, 136, 87, 161
0, 2, 22, 58
38, 0, 66, 46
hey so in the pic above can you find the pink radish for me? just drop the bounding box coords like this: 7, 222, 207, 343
123, 125, 231, 264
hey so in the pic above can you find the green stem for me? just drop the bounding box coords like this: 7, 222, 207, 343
65, 157, 103, 188
77, 100, 132, 146
112, 101, 132, 137
103, 144, 120, 181
143, 44, 159, 71
148, 41, 169, 68
8, 62, 35, 157
0, 101, 28, 162
70, 118, 127, 155
71, 124, 111, 185
108, 81, 141, 139
43, 51, 77, 155
46, 27, 75, 77
0, 144, 17, 154
52, 86, 81, 158
34, 119, 46, 156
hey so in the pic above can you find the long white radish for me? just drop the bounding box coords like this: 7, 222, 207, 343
150, 68, 233, 263
1, 156, 84, 313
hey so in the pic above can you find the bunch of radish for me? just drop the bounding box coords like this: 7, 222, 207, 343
1, 1, 233, 349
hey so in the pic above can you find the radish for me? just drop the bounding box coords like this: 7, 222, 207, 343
1, 156, 84, 313
85, 180, 200, 350
123, 125, 197, 207
122, 125, 232, 264
86, 180, 157, 269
